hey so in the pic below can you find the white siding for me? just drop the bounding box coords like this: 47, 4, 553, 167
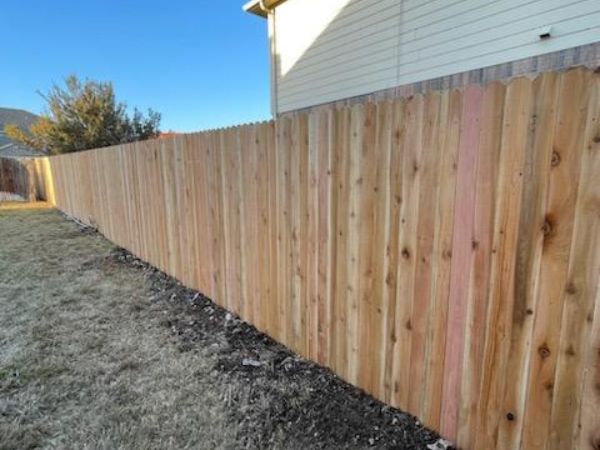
272, 0, 600, 113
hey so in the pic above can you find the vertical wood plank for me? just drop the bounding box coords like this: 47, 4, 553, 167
298, 115, 310, 356
379, 99, 406, 403
356, 102, 383, 394
521, 68, 592, 450
332, 106, 351, 377
421, 88, 463, 429
173, 136, 191, 286
257, 123, 272, 333
345, 103, 365, 385
307, 113, 320, 361
440, 85, 483, 440
367, 100, 392, 399
474, 77, 533, 449
408, 91, 442, 418
455, 81, 505, 448
209, 130, 227, 305
495, 72, 560, 450
391, 94, 424, 410
316, 109, 334, 366
548, 71, 600, 450
276, 117, 292, 346
288, 114, 309, 354
265, 121, 280, 339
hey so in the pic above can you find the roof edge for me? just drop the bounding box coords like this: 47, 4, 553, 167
243, 0, 286, 18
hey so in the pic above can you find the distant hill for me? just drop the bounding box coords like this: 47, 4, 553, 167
0, 107, 45, 157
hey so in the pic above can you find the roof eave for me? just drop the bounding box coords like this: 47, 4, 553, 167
243, 0, 285, 18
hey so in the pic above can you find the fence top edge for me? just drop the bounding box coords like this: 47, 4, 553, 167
44, 66, 597, 159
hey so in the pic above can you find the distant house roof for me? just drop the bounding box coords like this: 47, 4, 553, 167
0, 141, 45, 158
243, 0, 287, 17
0, 107, 44, 157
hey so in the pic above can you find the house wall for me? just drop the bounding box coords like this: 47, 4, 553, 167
286, 42, 600, 115
272, 0, 600, 113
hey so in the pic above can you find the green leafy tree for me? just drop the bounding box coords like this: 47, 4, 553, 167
5, 75, 161, 154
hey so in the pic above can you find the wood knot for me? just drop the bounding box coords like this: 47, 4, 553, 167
542, 217, 554, 237
401, 247, 411, 259
593, 136, 600, 144
405, 319, 412, 331
566, 282, 577, 295
566, 345, 576, 356
443, 249, 452, 260
538, 344, 551, 359
551, 151, 561, 167
506, 412, 515, 421
472, 240, 479, 250
526, 308, 534, 315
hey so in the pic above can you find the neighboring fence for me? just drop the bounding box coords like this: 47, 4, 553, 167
42, 68, 599, 450
0, 157, 52, 201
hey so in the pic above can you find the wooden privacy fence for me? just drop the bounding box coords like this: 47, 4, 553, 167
43, 68, 599, 450
0, 157, 51, 201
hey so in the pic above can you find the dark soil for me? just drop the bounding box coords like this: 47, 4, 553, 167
108, 246, 443, 450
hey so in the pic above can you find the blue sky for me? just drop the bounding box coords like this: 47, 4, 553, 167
0, 0, 271, 132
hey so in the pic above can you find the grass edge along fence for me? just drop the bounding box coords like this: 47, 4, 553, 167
38, 68, 600, 450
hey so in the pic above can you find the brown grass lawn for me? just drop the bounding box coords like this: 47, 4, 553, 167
0, 203, 440, 450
